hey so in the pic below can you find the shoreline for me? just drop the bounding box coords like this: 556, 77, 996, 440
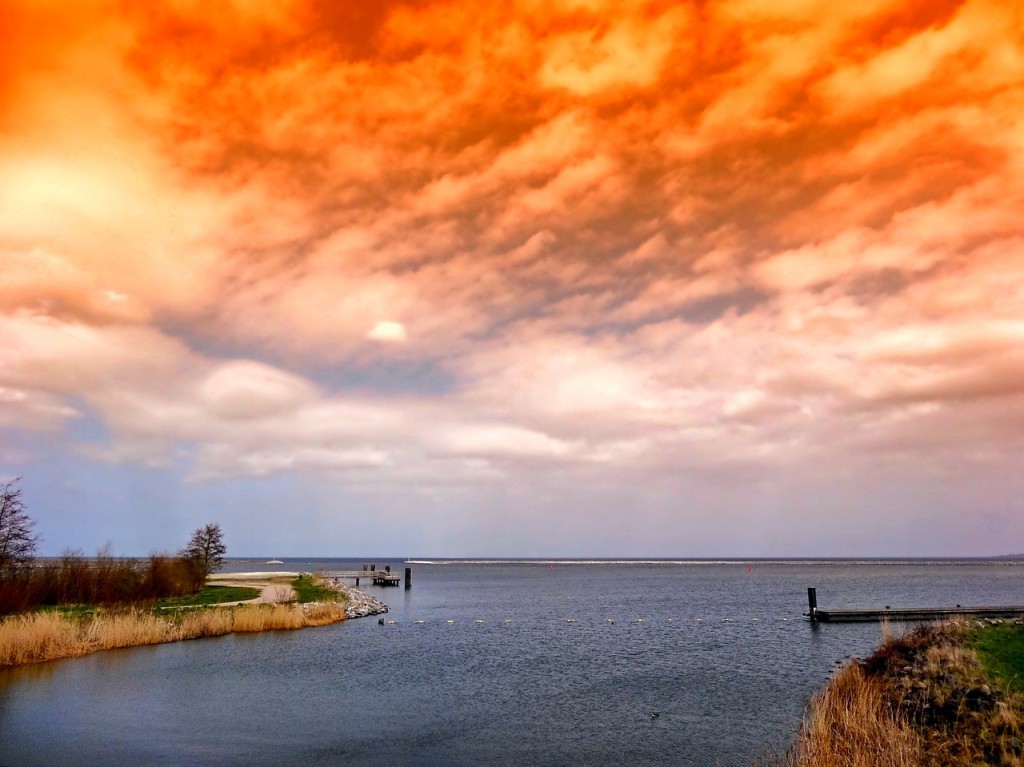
324, 579, 390, 619
770, 617, 1024, 766
207, 570, 390, 617
0, 571, 390, 669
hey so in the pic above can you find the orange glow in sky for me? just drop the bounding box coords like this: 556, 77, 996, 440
2, 0, 1023, 555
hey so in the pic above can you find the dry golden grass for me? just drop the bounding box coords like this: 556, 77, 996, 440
896, 624, 1024, 767
85, 610, 173, 651
232, 604, 305, 632
766, 622, 1024, 767
177, 607, 234, 639
302, 602, 348, 626
0, 611, 80, 667
0, 602, 346, 668
770, 664, 920, 767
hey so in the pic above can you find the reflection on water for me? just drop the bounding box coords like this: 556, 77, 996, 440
1, 561, 1022, 766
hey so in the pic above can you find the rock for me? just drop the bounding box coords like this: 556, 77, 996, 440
323, 581, 389, 619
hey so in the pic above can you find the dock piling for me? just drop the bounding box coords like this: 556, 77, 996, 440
807, 587, 818, 622
405, 567, 411, 589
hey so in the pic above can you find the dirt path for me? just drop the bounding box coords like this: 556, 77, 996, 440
207, 572, 299, 605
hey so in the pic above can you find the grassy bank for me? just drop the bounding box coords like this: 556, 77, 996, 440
158, 584, 261, 608
0, 573, 351, 669
291, 574, 343, 603
768, 619, 1024, 767
0, 601, 347, 668
971, 623, 1024, 693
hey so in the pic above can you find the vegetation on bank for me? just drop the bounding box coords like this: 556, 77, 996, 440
0, 481, 353, 669
157, 584, 261, 608
971, 623, 1024, 692
0, 572, 351, 669
764, 662, 918, 767
0, 601, 347, 668
767, 620, 1024, 767
291, 574, 343, 603
0, 478, 236, 616
0, 551, 206, 615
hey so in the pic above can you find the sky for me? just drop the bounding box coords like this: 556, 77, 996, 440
1, 0, 1023, 558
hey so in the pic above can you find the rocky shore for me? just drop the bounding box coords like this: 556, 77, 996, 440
325, 579, 389, 619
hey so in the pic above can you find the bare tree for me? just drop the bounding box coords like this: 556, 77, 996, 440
0, 478, 39, 578
179, 523, 227, 578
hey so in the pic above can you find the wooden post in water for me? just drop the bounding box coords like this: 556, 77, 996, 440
807, 587, 818, 622
405, 567, 411, 589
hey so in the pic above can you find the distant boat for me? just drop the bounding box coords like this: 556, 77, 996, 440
266, 559, 284, 565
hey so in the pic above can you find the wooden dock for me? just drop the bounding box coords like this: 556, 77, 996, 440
813, 606, 1024, 623
807, 588, 1024, 623
322, 565, 409, 588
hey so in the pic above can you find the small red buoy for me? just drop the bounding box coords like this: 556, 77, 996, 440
549, 564, 554, 571
747, 566, 752, 574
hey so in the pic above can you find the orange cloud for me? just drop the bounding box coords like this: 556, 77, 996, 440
539, 8, 693, 96
1, 0, 1023, 518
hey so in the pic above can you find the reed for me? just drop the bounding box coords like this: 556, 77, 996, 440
781, 663, 920, 767
85, 609, 174, 651
0, 612, 81, 667
302, 602, 348, 627
232, 604, 305, 632
765, 622, 1024, 767
0, 602, 346, 668
177, 607, 234, 639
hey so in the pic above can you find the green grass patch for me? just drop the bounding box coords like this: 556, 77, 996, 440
291, 575, 342, 604
158, 585, 260, 608
970, 622, 1024, 692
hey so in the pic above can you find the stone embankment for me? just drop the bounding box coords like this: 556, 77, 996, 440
325, 580, 389, 619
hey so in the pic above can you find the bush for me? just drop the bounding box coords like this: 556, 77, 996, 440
0, 551, 202, 616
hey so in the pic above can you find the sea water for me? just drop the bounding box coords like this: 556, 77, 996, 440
1, 559, 1022, 766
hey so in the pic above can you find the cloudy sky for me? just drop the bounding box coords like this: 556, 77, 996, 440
2, 0, 1023, 557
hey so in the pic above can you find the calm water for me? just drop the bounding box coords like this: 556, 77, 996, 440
1, 559, 1022, 766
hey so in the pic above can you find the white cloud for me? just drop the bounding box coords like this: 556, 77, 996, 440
199, 361, 316, 420
367, 321, 408, 343
436, 424, 574, 459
